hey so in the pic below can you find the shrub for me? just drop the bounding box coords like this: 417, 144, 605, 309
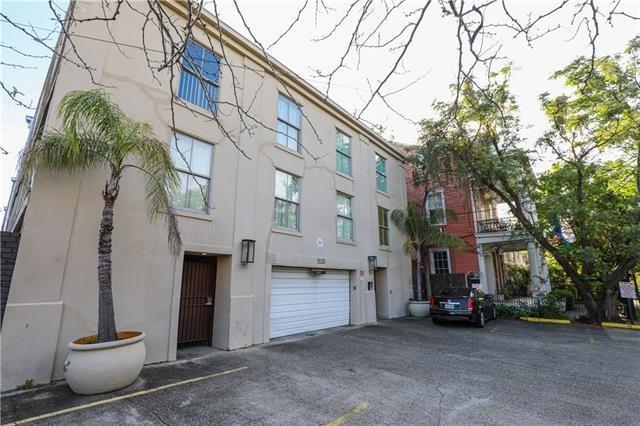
496, 304, 520, 319
495, 294, 569, 320
502, 264, 530, 298
517, 294, 568, 320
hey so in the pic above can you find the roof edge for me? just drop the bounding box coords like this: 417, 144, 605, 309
162, 0, 407, 161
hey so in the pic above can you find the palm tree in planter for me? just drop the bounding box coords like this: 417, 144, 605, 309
20, 90, 182, 394
391, 203, 466, 317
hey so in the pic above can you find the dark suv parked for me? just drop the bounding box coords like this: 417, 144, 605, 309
430, 287, 497, 328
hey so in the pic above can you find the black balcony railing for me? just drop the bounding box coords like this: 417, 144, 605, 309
476, 217, 520, 233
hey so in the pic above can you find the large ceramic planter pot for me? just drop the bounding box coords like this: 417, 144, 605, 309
64, 331, 145, 395
408, 300, 431, 318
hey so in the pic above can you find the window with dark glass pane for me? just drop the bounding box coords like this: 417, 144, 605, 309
170, 133, 213, 212
336, 192, 353, 240
277, 95, 301, 152
274, 170, 300, 230
378, 206, 389, 246
426, 191, 446, 225
432, 250, 451, 274
178, 40, 220, 111
336, 131, 352, 176
376, 154, 387, 192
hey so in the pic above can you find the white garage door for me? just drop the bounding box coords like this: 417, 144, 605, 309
270, 268, 350, 338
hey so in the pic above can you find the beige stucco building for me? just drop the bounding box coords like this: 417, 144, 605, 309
1, 1, 412, 390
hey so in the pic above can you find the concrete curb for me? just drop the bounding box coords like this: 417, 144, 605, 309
601, 322, 640, 330
520, 317, 571, 324
518, 317, 640, 330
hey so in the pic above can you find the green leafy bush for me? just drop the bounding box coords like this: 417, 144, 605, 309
495, 294, 569, 320
501, 264, 530, 298
546, 254, 578, 310
496, 304, 520, 319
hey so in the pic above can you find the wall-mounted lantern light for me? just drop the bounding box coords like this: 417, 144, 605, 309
241, 239, 256, 264
368, 256, 377, 273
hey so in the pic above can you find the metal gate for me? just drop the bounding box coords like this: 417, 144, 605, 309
178, 255, 216, 346
429, 273, 467, 296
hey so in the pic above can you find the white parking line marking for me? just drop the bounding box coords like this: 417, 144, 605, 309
6, 367, 248, 425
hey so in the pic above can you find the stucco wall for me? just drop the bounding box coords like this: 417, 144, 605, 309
1, 2, 411, 390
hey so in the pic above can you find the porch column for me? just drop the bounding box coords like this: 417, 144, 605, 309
477, 244, 487, 292
485, 252, 497, 295
527, 241, 551, 295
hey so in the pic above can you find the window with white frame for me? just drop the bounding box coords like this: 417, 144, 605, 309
177, 40, 220, 111
336, 192, 353, 241
277, 95, 301, 152
426, 190, 446, 225
376, 154, 387, 192
170, 133, 213, 212
378, 206, 390, 246
274, 170, 300, 230
430, 249, 451, 274
336, 130, 352, 176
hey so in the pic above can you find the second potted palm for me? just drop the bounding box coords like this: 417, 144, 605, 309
391, 204, 466, 317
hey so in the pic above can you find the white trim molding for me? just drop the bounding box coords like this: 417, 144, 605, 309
429, 247, 452, 274
425, 189, 447, 226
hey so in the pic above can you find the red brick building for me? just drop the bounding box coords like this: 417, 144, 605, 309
405, 164, 479, 293
403, 147, 551, 298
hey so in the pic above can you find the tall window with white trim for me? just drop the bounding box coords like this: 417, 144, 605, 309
336, 131, 352, 176
426, 190, 446, 225
376, 154, 387, 192
336, 192, 353, 241
277, 95, 301, 151
431, 249, 451, 274
378, 206, 390, 246
170, 133, 213, 212
274, 170, 300, 230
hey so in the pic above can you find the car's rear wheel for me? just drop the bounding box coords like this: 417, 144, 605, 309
475, 311, 485, 328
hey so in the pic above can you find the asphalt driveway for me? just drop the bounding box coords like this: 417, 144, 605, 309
2, 318, 639, 425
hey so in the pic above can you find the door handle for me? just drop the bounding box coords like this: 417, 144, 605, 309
204, 296, 213, 306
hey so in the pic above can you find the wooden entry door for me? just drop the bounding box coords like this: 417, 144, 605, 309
178, 255, 216, 346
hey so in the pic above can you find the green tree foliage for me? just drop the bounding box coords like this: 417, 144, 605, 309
21, 90, 182, 342
415, 38, 639, 321
502, 264, 530, 299
537, 161, 638, 302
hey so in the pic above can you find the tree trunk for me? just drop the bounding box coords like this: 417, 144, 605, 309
600, 284, 621, 322
550, 254, 602, 321
97, 175, 120, 343
415, 247, 424, 301
420, 247, 432, 300
424, 255, 433, 300
560, 268, 626, 322
566, 273, 600, 321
